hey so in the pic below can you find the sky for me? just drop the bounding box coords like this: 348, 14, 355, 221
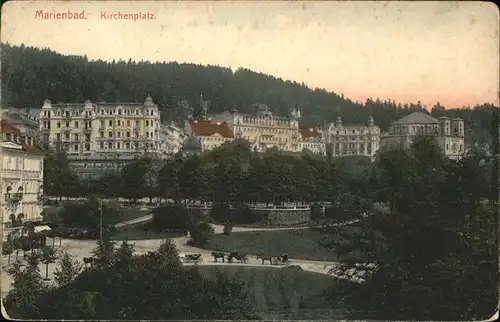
1, 0, 499, 108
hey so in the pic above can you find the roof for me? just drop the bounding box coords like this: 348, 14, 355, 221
1, 119, 44, 154
299, 127, 322, 139
188, 120, 234, 138
0, 119, 22, 135
392, 112, 439, 125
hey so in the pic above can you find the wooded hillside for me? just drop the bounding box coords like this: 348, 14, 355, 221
1, 43, 497, 143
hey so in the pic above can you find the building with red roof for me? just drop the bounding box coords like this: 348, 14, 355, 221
185, 119, 234, 151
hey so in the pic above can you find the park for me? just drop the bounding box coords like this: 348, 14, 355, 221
2, 136, 498, 320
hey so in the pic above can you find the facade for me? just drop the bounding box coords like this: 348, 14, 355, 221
207, 103, 305, 153
38, 94, 162, 156
185, 119, 234, 151
299, 127, 326, 155
0, 119, 45, 228
159, 122, 187, 155
1, 107, 42, 145
380, 112, 465, 159
324, 116, 381, 158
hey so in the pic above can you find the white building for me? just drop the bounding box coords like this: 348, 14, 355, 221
324, 116, 381, 158
38, 94, 162, 156
0, 119, 45, 228
299, 128, 326, 155
380, 112, 465, 159
159, 122, 187, 155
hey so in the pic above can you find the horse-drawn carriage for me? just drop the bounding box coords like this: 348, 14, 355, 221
180, 253, 203, 264
257, 253, 289, 265
227, 252, 248, 263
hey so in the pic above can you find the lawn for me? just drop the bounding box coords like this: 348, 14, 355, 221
42, 203, 151, 225
197, 265, 351, 320
111, 222, 184, 241
203, 228, 344, 261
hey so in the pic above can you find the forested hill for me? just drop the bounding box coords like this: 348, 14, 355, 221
1, 43, 497, 142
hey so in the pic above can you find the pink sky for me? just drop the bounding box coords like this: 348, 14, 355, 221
1, 1, 499, 108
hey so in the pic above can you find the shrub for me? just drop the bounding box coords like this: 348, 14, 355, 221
189, 222, 215, 246
151, 205, 191, 232
210, 203, 232, 223
232, 204, 264, 224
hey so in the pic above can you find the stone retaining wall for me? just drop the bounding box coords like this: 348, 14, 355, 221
254, 209, 311, 225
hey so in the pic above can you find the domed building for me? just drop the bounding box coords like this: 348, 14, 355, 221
181, 134, 204, 156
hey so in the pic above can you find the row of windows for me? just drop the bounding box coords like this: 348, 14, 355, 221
56, 133, 91, 141
2, 156, 42, 171
46, 108, 157, 117
55, 121, 91, 129
236, 126, 296, 134
67, 141, 158, 151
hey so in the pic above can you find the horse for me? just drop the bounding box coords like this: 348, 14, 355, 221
275, 253, 289, 265
211, 252, 226, 263
228, 252, 248, 263
83, 257, 94, 268
257, 254, 275, 265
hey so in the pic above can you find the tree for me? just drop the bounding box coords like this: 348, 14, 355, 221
322, 136, 498, 320
120, 157, 151, 202
2, 241, 15, 265
44, 150, 80, 199
189, 222, 215, 247
40, 245, 58, 280
59, 198, 121, 238
91, 234, 117, 269
53, 252, 83, 287
4, 252, 47, 319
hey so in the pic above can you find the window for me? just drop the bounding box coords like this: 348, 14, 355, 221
65, 122, 69, 127
127, 120, 130, 126
135, 132, 139, 137
135, 109, 139, 115
126, 132, 130, 138
135, 120, 139, 127
146, 120, 149, 126
101, 120, 105, 127
74, 144, 78, 151
85, 143, 90, 151
65, 132, 70, 140
117, 143, 121, 149
126, 142, 130, 149
108, 142, 112, 149
56, 133, 61, 141
100, 131, 104, 138
108, 131, 112, 138
118, 109, 122, 115
74, 121, 79, 128
57, 122, 61, 128
74, 133, 79, 140
100, 142, 104, 149
100, 109, 105, 115
146, 132, 149, 138
117, 120, 121, 126
108, 120, 113, 126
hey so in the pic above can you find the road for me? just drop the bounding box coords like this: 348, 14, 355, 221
1, 216, 363, 296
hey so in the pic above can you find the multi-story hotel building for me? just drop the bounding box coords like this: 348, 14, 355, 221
205, 103, 306, 153
37, 95, 163, 178
380, 112, 465, 159
0, 119, 45, 228
324, 116, 381, 158
38, 94, 162, 155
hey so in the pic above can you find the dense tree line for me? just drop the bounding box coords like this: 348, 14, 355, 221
45, 138, 496, 207
322, 136, 498, 320
4, 239, 259, 320
1, 43, 497, 144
